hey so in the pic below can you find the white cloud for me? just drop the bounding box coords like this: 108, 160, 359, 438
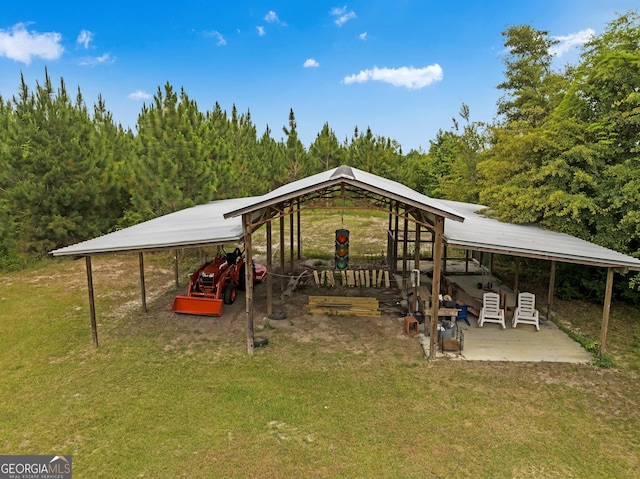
0, 23, 64, 64
78, 53, 114, 66
256, 26, 265, 36
264, 11, 286, 26
343, 64, 443, 89
550, 28, 595, 57
129, 90, 152, 100
264, 11, 278, 22
304, 58, 319, 68
77, 29, 93, 49
331, 6, 356, 26
205, 30, 227, 46
359, 32, 367, 41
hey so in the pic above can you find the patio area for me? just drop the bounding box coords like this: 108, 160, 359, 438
416, 314, 593, 363
404, 269, 593, 363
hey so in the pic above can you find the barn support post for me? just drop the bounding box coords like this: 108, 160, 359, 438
280, 216, 285, 293
386, 205, 394, 272
429, 216, 444, 360
289, 205, 294, 274
599, 268, 615, 356
402, 214, 408, 291
513, 257, 520, 295
297, 199, 301, 260
174, 249, 180, 288
547, 260, 556, 319
414, 223, 421, 272
443, 245, 448, 274
243, 213, 255, 355
85, 256, 98, 347
266, 220, 273, 316
139, 252, 147, 313
393, 203, 399, 273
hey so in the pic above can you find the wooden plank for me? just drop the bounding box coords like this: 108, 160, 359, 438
309, 295, 378, 301
308, 301, 379, 308
341, 271, 347, 286
328, 271, 335, 286
313, 270, 320, 286
423, 307, 459, 317
309, 296, 379, 305
376, 270, 383, 287
308, 302, 379, 309
365, 270, 371, 288
308, 308, 381, 317
308, 306, 378, 313
371, 270, 377, 287
359, 270, 365, 287
455, 289, 481, 317
384, 271, 390, 288
347, 270, 356, 287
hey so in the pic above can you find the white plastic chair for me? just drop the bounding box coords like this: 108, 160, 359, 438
478, 292, 506, 329
512, 292, 539, 330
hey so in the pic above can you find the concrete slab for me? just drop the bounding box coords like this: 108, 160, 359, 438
461, 318, 592, 362
419, 316, 592, 363
396, 268, 592, 363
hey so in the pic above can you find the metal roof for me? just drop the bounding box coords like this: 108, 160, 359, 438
440, 200, 640, 271
50, 197, 255, 257
223, 165, 466, 223
49, 169, 640, 272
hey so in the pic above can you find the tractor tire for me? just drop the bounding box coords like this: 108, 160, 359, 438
253, 336, 269, 348
223, 284, 237, 304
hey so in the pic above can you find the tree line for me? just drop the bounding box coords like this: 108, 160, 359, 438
1, 12, 639, 297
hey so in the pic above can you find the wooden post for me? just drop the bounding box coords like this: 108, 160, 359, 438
174, 249, 179, 288
443, 244, 448, 274
289, 206, 294, 274
514, 257, 520, 295
387, 208, 393, 272
429, 217, 444, 360
547, 260, 556, 320
85, 256, 98, 347
244, 213, 255, 355
465, 250, 470, 273
393, 203, 399, 273
297, 199, 301, 260
139, 252, 147, 313
599, 268, 614, 356
266, 220, 273, 316
280, 215, 285, 293
414, 224, 421, 272
402, 215, 408, 291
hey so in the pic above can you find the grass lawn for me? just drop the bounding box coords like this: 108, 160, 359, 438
2, 212, 640, 478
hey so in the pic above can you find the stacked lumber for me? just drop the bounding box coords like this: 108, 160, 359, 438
313, 270, 390, 288
307, 296, 381, 317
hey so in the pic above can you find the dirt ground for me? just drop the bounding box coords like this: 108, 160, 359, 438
103, 256, 423, 360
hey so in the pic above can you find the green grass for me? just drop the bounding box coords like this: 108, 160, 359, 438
2, 222, 640, 477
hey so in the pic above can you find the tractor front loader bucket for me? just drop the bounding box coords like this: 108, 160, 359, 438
172, 295, 224, 316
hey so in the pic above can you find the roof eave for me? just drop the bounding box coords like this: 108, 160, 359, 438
445, 239, 640, 270
223, 177, 465, 223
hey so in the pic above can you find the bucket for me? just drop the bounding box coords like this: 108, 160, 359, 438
437, 324, 453, 340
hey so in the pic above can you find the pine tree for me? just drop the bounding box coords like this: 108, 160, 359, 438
308, 122, 343, 173
129, 83, 216, 222
2, 70, 121, 254
282, 108, 307, 181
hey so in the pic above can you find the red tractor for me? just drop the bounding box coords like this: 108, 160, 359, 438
172, 247, 266, 316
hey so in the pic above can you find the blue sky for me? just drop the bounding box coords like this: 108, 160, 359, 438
1, 1, 637, 153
